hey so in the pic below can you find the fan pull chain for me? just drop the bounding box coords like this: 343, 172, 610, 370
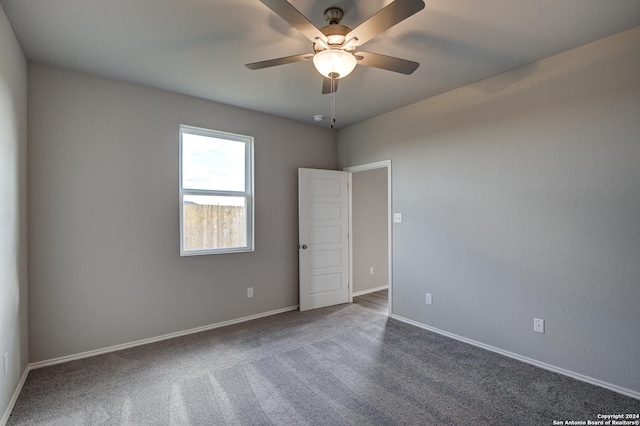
330, 73, 337, 129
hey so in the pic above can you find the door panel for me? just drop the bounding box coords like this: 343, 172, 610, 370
309, 202, 341, 219
309, 274, 342, 293
299, 168, 349, 311
309, 226, 340, 244
309, 249, 342, 269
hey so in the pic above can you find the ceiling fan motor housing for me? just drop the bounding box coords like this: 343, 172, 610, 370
314, 24, 353, 52
312, 7, 355, 53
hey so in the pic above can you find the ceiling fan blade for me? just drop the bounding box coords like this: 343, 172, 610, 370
356, 51, 419, 74
245, 53, 312, 70
321, 77, 338, 94
259, 0, 327, 43
346, 0, 425, 47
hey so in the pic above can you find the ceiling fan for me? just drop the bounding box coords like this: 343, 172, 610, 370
245, 0, 425, 94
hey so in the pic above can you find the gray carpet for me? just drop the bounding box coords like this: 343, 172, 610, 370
8, 303, 639, 425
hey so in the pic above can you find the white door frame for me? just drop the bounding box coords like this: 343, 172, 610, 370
344, 160, 393, 315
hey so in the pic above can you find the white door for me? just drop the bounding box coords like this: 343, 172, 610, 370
298, 168, 349, 311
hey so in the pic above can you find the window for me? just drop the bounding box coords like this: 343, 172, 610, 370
180, 125, 254, 255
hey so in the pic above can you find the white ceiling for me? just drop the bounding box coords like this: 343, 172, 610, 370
2, 0, 639, 129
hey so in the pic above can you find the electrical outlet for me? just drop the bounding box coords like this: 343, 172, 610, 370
393, 213, 403, 223
534, 318, 545, 334
247, 287, 254, 298
369, 267, 374, 275
3, 352, 7, 375
425, 293, 432, 305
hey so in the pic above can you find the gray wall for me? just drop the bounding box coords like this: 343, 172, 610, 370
28, 64, 336, 362
0, 4, 28, 419
337, 27, 640, 394
352, 168, 388, 293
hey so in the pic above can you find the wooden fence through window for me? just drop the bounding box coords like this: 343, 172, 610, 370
183, 204, 245, 250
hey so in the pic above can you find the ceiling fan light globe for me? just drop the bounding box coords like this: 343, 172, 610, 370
313, 49, 357, 79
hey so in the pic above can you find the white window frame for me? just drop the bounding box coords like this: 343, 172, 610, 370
179, 124, 254, 255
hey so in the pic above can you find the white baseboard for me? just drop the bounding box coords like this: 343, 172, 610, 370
30, 305, 299, 370
1, 366, 29, 426
352, 285, 389, 297
390, 314, 640, 401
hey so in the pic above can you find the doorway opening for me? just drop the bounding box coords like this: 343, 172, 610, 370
345, 161, 392, 315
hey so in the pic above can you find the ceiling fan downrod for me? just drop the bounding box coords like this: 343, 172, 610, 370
324, 7, 344, 25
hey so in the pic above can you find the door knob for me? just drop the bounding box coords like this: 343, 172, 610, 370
300, 244, 308, 249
